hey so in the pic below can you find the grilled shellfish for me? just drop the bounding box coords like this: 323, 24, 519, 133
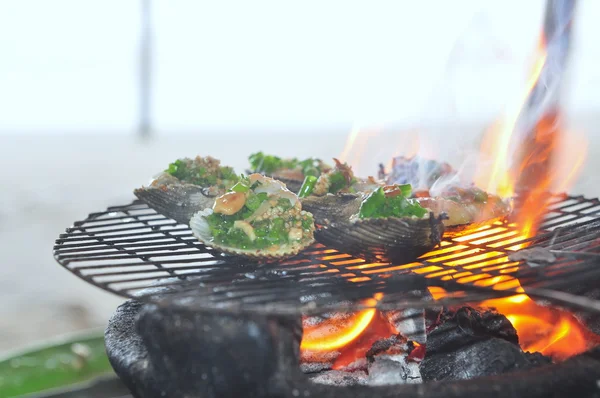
416, 186, 512, 236
189, 174, 315, 259
301, 184, 445, 262
248, 152, 331, 193
134, 156, 239, 224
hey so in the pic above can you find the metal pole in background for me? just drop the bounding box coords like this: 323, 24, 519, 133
139, 0, 153, 139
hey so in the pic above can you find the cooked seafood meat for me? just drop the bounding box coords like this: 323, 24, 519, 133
189, 174, 315, 259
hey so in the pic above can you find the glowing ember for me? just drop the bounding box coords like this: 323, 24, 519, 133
300, 293, 399, 369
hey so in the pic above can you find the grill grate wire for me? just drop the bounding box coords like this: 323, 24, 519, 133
53, 194, 600, 315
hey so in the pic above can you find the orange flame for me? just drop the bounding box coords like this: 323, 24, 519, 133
300, 293, 383, 351
432, 34, 591, 361
481, 295, 591, 361
475, 43, 548, 199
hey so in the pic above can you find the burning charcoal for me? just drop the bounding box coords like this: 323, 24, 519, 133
421, 338, 539, 381
299, 358, 335, 373
524, 351, 553, 367
384, 309, 426, 344
365, 334, 405, 359
368, 357, 421, 386
426, 306, 519, 352
365, 334, 422, 386
383, 275, 431, 344
420, 306, 551, 382
309, 370, 368, 386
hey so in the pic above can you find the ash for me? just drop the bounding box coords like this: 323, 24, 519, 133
308, 334, 422, 387
309, 370, 368, 387
368, 356, 422, 386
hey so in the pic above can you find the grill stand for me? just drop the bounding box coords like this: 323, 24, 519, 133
106, 297, 600, 398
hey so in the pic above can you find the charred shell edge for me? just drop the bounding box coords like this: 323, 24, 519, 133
312, 212, 447, 261
189, 208, 316, 260
346, 211, 447, 248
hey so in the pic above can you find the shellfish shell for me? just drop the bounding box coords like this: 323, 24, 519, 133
188, 174, 315, 260
134, 172, 223, 224
302, 194, 445, 262
189, 209, 315, 260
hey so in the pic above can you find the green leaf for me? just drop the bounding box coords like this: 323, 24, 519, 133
231, 181, 250, 193
358, 185, 427, 219
359, 187, 386, 218
0, 332, 113, 397
328, 171, 348, 193
245, 192, 268, 212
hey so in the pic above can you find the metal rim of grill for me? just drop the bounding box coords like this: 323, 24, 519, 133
53, 193, 600, 316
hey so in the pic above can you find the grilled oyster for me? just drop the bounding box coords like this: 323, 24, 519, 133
189, 174, 315, 259
248, 152, 330, 193
298, 158, 383, 199
416, 186, 512, 236
301, 184, 445, 262
134, 156, 239, 224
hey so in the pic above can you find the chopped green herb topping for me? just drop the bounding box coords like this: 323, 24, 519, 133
311, 159, 357, 196
205, 176, 314, 251
359, 185, 428, 219
165, 156, 238, 188
298, 175, 318, 198
248, 152, 329, 178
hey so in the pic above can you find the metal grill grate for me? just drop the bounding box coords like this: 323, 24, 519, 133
53, 194, 600, 315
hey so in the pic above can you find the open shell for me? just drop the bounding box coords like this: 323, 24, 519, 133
302, 194, 445, 262
134, 172, 223, 225
244, 169, 304, 194
189, 209, 315, 260
272, 176, 303, 195
189, 175, 315, 260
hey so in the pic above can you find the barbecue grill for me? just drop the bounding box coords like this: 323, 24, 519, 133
53, 194, 600, 315
51, 193, 600, 397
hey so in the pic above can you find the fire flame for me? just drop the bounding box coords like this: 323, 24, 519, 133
475, 41, 548, 200
478, 294, 590, 361
425, 35, 590, 361
298, 31, 592, 366
300, 293, 383, 351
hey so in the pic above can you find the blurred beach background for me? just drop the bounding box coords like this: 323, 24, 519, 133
0, 0, 598, 354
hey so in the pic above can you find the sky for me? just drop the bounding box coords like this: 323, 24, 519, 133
0, 0, 598, 134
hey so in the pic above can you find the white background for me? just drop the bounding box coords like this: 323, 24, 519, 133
1, 0, 598, 134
